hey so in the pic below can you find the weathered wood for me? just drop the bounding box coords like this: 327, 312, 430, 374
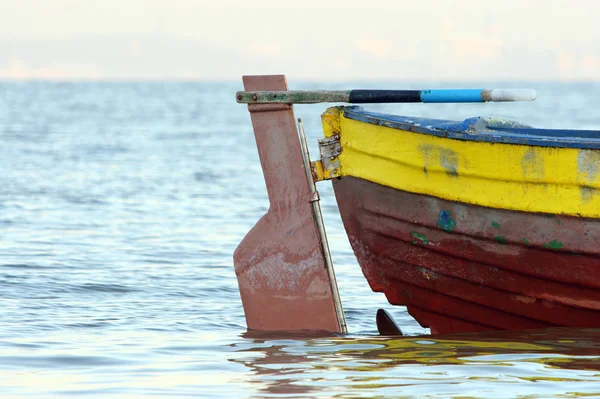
237, 90, 351, 104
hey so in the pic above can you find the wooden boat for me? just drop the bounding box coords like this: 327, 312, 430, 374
234, 75, 600, 335
325, 107, 600, 334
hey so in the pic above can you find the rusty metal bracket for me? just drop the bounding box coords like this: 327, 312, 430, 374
315, 135, 342, 180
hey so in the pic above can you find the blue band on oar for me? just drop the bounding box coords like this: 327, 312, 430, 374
420, 89, 485, 103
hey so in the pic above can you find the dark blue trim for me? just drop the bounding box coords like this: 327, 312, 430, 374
349, 90, 421, 103
341, 107, 600, 149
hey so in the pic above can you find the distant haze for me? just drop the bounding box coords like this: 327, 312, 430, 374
1, 0, 599, 81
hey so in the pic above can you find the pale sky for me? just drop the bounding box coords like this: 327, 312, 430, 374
1, 0, 599, 81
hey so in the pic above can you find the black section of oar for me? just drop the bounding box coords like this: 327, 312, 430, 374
348, 90, 422, 103
376, 309, 403, 336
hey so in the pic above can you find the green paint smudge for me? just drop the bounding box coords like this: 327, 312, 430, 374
410, 231, 428, 245
494, 236, 506, 244
522, 238, 530, 245
548, 240, 564, 250
491, 221, 500, 229
545, 214, 561, 225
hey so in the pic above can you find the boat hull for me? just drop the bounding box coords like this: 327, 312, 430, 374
333, 176, 600, 334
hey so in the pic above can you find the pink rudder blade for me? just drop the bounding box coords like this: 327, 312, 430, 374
233, 75, 342, 333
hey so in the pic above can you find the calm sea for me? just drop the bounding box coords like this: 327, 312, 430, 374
1, 81, 599, 398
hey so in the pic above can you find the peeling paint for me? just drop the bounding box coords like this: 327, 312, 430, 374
306, 275, 330, 295
543, 240, 564, 250
410, 231, 428, 245
510, 294, 536, 304
417, 266, 436, 280
439, 148, 459, 177
545, 214, 562, 225
244, 250, 321, 291
419, 144, 459, 178
576, 150, 600, 203
577, 150, 600, 181
437, 210, 456, 232
580, 185, 596, 203
520, 148, 545, 179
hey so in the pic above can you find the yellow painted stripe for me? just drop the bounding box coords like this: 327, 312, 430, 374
321, 107, 600, 217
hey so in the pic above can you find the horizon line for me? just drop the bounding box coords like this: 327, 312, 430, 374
1, 76, 599, 84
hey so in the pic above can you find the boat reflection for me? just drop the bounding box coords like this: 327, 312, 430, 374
230, 328, 600, 397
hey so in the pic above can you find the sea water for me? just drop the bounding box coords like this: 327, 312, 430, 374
1, 81, 599, 398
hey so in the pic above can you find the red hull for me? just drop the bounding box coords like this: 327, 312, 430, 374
334, 177, 600, 334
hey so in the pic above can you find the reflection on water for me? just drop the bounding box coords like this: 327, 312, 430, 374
231, 328, 600, 398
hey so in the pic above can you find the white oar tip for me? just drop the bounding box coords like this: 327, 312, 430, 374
488, 89, 537, 102
530, 89, 537, 101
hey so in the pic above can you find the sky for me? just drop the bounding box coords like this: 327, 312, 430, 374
1, 0, 599, 81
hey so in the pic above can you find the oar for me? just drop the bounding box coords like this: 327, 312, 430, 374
236, 89, 537, 104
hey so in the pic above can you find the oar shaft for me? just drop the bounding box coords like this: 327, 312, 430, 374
237, 90, 351, 104
236, 89, 537, 104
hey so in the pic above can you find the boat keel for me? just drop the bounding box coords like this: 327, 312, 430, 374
376, 309, 404, 336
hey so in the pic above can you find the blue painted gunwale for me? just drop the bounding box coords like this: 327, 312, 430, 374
342, 106, 600, 149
